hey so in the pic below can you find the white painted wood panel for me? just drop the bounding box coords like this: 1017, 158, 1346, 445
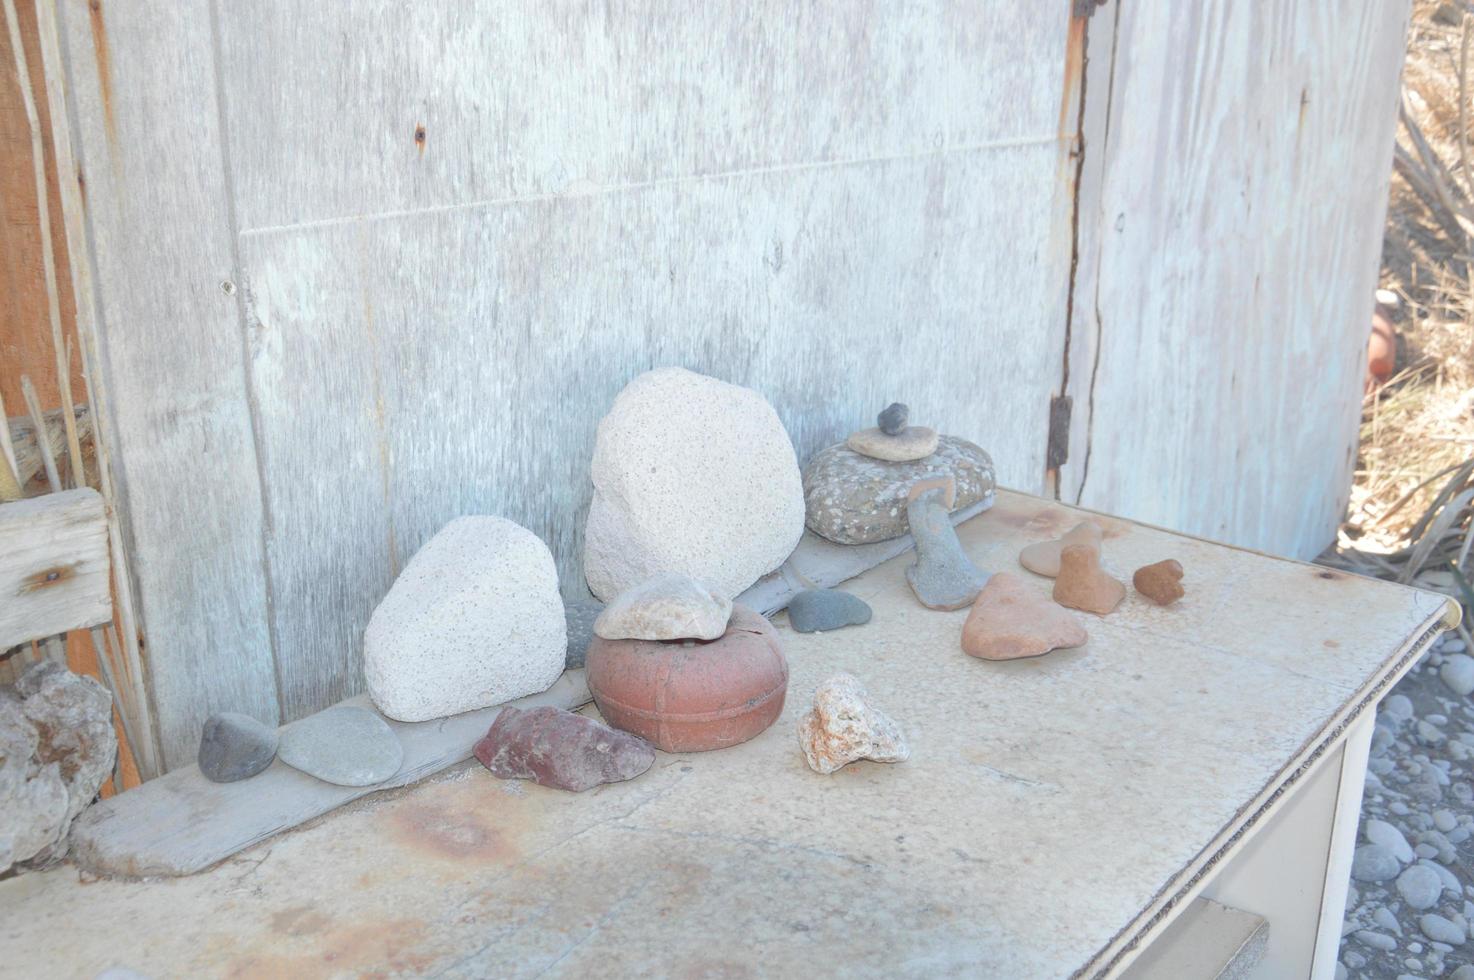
214, 0, 1070, 231
0, 487, 109, 646
1060, 0, 1411, 558
240, 144, 1070, 719
54, 0, 279, 768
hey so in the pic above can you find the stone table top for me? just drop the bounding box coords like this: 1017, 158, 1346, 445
0, 490, 1455, 979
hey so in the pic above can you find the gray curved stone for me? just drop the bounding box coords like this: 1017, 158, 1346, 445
802, 436, 996, 545
905, 488, 990, 610
278, 706, 403, 787
878, 402, 908, 436
198, 713, 278, 783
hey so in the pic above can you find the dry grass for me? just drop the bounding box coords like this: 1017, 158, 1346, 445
1325, 0, 1474, 635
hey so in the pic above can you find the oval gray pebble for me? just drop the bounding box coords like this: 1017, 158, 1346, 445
278, 705, 403, 787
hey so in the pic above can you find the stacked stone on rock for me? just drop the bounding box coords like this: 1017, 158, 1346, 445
474, 706, 655, 792
583, 368, 805, 601
365, 515, 567, 722
1, 661, 116, 873
594, 573, 732, 642
803, 436, 995, 546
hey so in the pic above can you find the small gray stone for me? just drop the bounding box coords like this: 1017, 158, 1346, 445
1375, 906, 1404, 934
1436, 809, 1458, 832
905, 488, 990, 610
1384, 694, 1415, 723
1368, 818, 1415, 862
564, 599, 603, 670
1421, 913, 1467, 945
787, 589, 873, 633
197, 712, 277, 783
1455, 963, 1474, 979
1444, 655, 1474, 696
1353, 843, 1402, 882
1357, 929, 1398, 951
802, 436, 996, 546
878, 402, 908, 436
278, 706, 403, 787
1398, 863, 1444, 909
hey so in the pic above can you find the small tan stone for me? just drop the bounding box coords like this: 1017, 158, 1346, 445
1053, 544, 1125, 615
1133, 559, 1185, 606
1018, 520, 1104, 578
797, 673, 909, 775
845, 426, 939, 462
961, 572, 1088, 661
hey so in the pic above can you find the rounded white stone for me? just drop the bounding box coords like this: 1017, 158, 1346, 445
364, 516, 567, 722
583, 367, 805, 600
594, 572, 732, 641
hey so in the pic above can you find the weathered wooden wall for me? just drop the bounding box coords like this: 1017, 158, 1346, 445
1056, 0, 1410, 557
56, 0, 1077, 768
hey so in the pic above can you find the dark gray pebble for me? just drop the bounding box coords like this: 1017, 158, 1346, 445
788, 589, 873, 633
198, 712, 278, 783
878, 402, 909, 436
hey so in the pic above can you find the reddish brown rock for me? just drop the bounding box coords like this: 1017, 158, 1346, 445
961, 572, 1088, 661
1018, 520, 1104, 578
585, 604, 788, 752
474, 706, 655, 792
1133, 559, 1185, 606
1053, 543, 1125, 615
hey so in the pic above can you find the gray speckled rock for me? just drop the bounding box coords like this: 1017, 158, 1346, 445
802, 436, 996, 545
198, 713, 278, 783
4, 661, 116, 870
878, 403, 908, 436
905, 488, 990, 610
278, 706, 403, 787
564, 599, 603, 670
787, 589, 872, 633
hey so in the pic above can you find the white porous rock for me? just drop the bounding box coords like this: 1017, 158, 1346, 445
365, 516, 566, 722
583, 368, 805, 600
798, 672, 910, 775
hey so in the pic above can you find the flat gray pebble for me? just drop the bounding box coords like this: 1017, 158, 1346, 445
1421, 913, 1467, 945
278, 705, 403, 787
787, 589, 873, 633
1398, 864, 1444, 909
1357, 929, 1398, 951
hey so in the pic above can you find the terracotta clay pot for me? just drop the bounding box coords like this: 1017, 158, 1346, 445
585, 604, 788, 752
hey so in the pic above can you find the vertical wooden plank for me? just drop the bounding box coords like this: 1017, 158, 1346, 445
1060, 0, 1410, 558
55, 0, 277, 769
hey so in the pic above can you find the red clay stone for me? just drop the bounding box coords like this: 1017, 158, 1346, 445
585, 604, 788, 752
1133, 559, 1185, 606
1053, 543, 1125, 615
474, 706, 654, 792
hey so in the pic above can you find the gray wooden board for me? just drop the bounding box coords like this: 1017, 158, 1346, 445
55, 0, 279, 768
1058, 0, 1411, 559
0, 487, 110, 646
238, 148, 1067, 726
69, 670, 592, 878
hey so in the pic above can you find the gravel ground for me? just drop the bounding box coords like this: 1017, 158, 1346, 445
1340, 632, 1474, 979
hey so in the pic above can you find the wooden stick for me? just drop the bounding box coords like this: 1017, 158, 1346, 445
1461, 15, 1472, 200
4, 0, 82, 487
90, 625, 139, 788
19, 376, 60, 493
33, 0, 160, 780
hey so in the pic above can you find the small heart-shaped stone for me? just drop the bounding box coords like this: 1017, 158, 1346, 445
1133, 559, 1185, 606
1053, 543, 1125, 615
1018, 521, 1104, 578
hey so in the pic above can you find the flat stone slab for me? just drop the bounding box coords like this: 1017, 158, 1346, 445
6, 492, 1456, 978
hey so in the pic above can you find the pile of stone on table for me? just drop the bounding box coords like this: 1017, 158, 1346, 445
4, 368, 1197, 874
